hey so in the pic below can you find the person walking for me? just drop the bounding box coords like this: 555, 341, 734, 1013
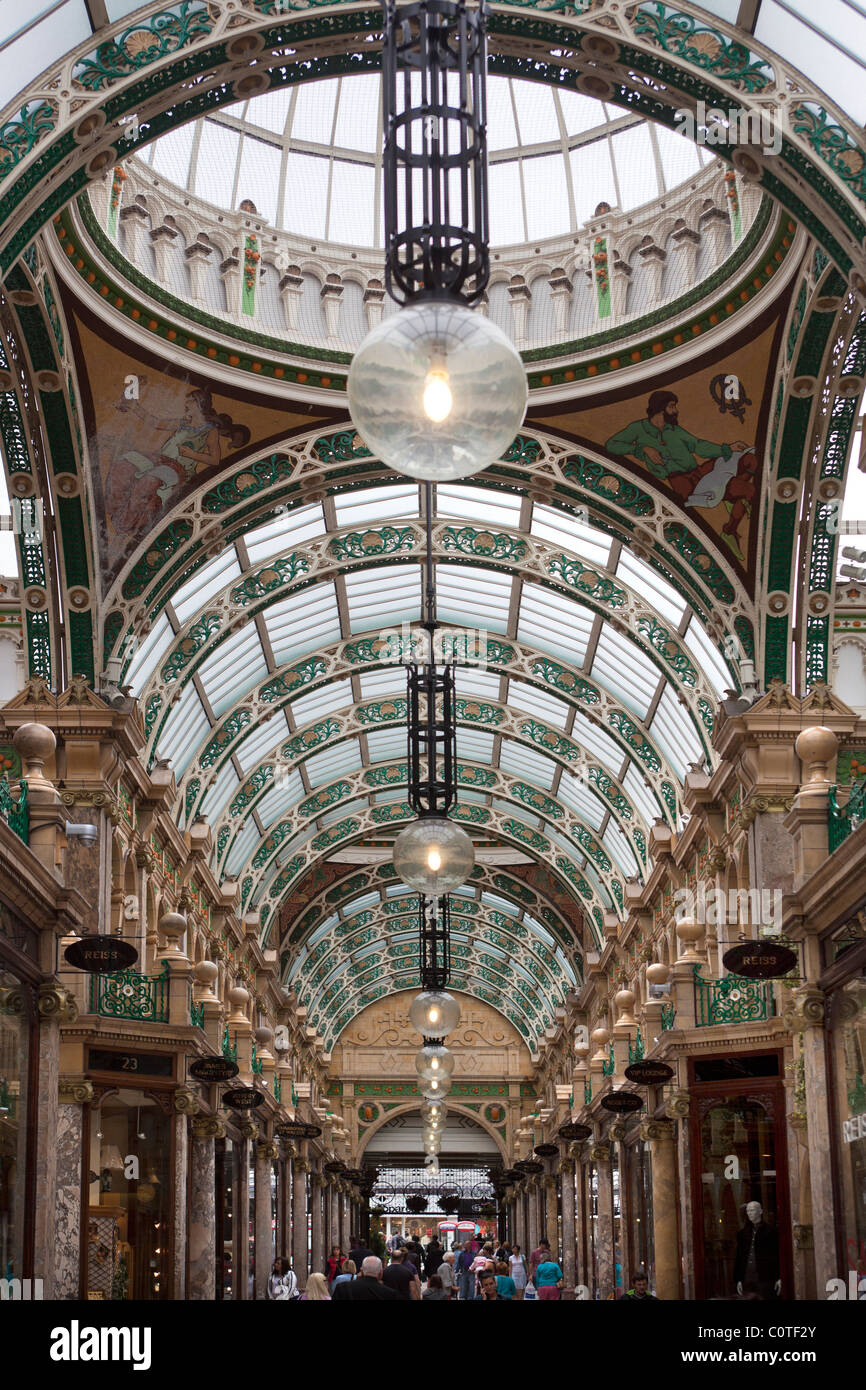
479, 1270, 504, 1300
267, 1256, 300, 1301
332, 1259, 355, 1292
348, 1234, 375, 1269
325, 1244, 344, 1291
424, 1237, 444, 1281
437, 1251, 456, 1299
300, 1272, 331, 1301
494, 1260, 516, 1300
618, 1271, 659, 1302
422, 1274, 451, 1301
529, 1237, 551, 1284
509, 1244, 528, 1300
456, 1244, 475, 1301
534, 1252, 563, 1301
382, 1247, 421, 1301
332, 1255, 398, 1300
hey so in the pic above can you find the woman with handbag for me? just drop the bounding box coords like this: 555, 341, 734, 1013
509, 1244, 528, 1300
267, 1257, 300, 1301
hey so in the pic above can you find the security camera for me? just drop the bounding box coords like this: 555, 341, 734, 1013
649, 982, 671, 999
65, 822, 99, 846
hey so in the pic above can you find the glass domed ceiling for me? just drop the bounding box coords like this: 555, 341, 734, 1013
141, 73, 717, 248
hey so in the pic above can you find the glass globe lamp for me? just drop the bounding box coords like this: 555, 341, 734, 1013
420, 1100, 446, 1124
347, 299, 527, 482
415, 1043, 455, 1082
425, 1137, 442, 1154
420, 1073, 452, 1100
393, 818, 475, 896
409, 990, 461, 1040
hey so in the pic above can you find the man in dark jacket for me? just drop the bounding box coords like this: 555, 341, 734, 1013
424, 1239, 444, 1280
348, 1235, 376, 1270
383, 1248, 420, 1300
618, 1272, 658, 1301
733, 1202, 780, 1299
332, 1255, 399, 1301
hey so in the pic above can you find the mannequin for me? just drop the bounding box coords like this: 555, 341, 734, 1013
734, 1201, 780, 1298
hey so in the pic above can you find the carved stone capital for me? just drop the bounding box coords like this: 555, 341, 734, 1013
542, 1175, 557, 1192
294, 1158, 311, 1174
173, 1086, 201, 1116
607, 1120, 627, 1142
192, 1115, 226, 1141
238, 1120, 259, 1140
281, 1141, 298, 1159
788, 985, 825, 1031
59, 1078, 94, 1105
257, 1140, 280, 1161
589, 1142, 610, 1163
665, 1088, 691, 1119
640, 1118, 674, 1143
38, 982, 78, 1023
558, 1158, 574, 1176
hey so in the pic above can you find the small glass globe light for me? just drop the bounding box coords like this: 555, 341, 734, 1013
347, 299, 527, 482
425, 1137, 442, 1154
409, 990, 461, 1040
393, 818, 475, 896
415, 1043, 455, 1082
420, 1100, 446, 1125
420, 1073, 452, 1100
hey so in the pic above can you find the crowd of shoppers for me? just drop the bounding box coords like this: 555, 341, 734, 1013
266, 1233, 657, 1302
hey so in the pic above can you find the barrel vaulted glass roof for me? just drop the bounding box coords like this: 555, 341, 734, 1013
142, 75, 717, 247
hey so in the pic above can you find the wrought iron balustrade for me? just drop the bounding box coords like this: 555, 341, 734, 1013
828, 780, 866, 852
660, 1003, 676, 1031
90, 963, 169, 1023
190, 996, 205, 1028
694, 967, 773, 1027
0, 773, 28, 844
628, 1029, 644, 1064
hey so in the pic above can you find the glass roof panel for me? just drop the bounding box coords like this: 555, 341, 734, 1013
624, 764, 663, 826
193, 121, 239, 207
530, 505, 612, 568
257, 771, 306, 826
360, 669, 405, 701
649, 686, 704, 780
517, 582, 593, 665
332, 72, 381, 153
225, 820, 263, 877
602, 821, 640, 878
334, 485, 418, 527
609, 124, 659, 209
654, 123, 704, 191
303, 739, 363, 786
572, 710, 623, 774
756, 0, 866, 123
244, 88, 294, 136
263, 582, 341, 666
236, 135, 282, 226
498, 741, 556, 790
157, 683, 210, 776
591, 628, 658, 718
197, 626, 267, 719
511, 81, 557, 145
682, 618, 731, 696
455, 729, 495, 763
290, 679, 353, 726
148, 123, 195, 187
435, 564, 512, 631
523, 154, 573, 243
488, 160, 525, 245
321, 798, 368, 826
558, 90, 610, 136
1, 1, 91, 101
455, 669, 502, 702
365, 728, 409, 763
202, 760, 240, 824
344, 565, 420, 632
485, 76, 519, 150
506, 680, 569, 729
328, 161, 376, 245
616, 550, 686, 626
236, 712, 291, 774
436, 483, 521, 527
291, 81, 337, 143
172, 549, 242, 626
569, 137, 618, 225
558, 772, 604, 830
126, 614, 173, 696
282, 152, 331, 239
244, 504, 325, 565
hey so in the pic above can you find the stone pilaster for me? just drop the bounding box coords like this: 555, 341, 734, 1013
171, 1089, 196, 1300
543, 1174, 559, 1255
33, 984, 73, 1297
574, 1153, 588, 1291
292, 1158, 309, 1288
255, 1141, 278, 1298
234, 1127, 253, 1299
189, 1116, 222, 1300
641, 1118, 680, 1299
55, 1078, 93, 1298
789, 985, 835, 1295
559, 1159, 576, 1299
591, 1142, 614, 1299
310, 1168, 325, 1274
526, 1178, 539, 1255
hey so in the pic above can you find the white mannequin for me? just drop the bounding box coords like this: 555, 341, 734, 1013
736, 1202, 781, 1296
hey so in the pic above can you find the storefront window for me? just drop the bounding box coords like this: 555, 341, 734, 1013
829, 970, 866, 1282
87, 1089, 170, 1300
248, 1151, 255, 1300
696, 1096, 782, 1299
219, 1139, 234, 1299
0, 970, 30, 1281
611, 1144, 622, 1295
587, 1161, 598, 1297
627, 1139, 654, 1285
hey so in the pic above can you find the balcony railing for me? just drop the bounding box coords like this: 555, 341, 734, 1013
694, 968, 774, 1027
90, 963, 169, 1023
0, 774, 28, 844
828, 780, 866, 853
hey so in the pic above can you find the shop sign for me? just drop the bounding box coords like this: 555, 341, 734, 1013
87, 1048, 173, 1077
624, 1060, 675, 1085
842, 1112, 866, 1143
722, 941, 797, 979
189, 1056, 238, 1083
222, 1087, 264, 1109
600, 1090, 642, 1113
65, 935, 138, 973
275, 1120, 322, 1139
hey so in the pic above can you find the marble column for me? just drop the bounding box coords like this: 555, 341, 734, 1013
794, 987, 836, 1297
33, 989, 67, 1297
310, 1169, 325, 1274
171, 1089, 198, 1300
642, 1118, 680, 1299
189, 1117, 221, 1300
574, 1155, 588, 1292
292, 1158, 310, 1288
526, 1178, 539, 1256
328, 1177, 340, 1255
55, 1079, 92, 1299
543, 1174, 559, 1257
592, 1142, 614, 1299
515, 1185, 526, 1253
255, 1142, 278, 1298
234, 1127, 253, 1299
609, 1122, 632, 1292
560, 1159, 576, 1299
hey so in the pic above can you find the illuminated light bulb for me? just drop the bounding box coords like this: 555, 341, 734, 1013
409, 991, 461, 1040
422, 367, 453, 423
426, 847, 442, 873
393, 818, 475, 896
431, 1056, 440, 1071
429, 1008, 440, 1024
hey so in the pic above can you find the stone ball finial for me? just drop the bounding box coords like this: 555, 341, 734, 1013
228, 984, 250, 1022
646, 962, 670, 986
675, 915, 704, 964
13, 722, 56, 782
795, 726, 838, 785
590, 1025, 610, 1051
255, 1025, 274, 1049
193, 960, 219, 997
159, 911, 186, 953
614, 987, 636, 1026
